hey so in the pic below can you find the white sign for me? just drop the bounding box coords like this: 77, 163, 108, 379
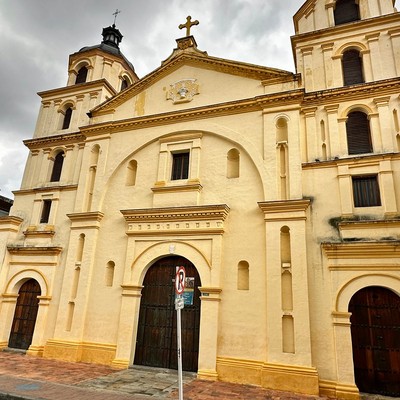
175, 266, 186, 295
175, 295, 184, 310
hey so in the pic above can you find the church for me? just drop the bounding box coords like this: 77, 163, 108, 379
1, 0, 400, 398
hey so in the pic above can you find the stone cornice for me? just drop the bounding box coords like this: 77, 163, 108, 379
151, 183, 203, 194
0, 216, 23, 233
82, 90, 304, 136
67, 211, 104, 230
24, 132, 85, 150
121, 204, 230, 236
37, 78, 116, 99
258, 199, 311, 221
6, 245, 63, 256
13, 185, 78, 196
303, 77, 400, 107
322, 241, 400, 259
302, 152, 400, 170
292, 12, 400, 44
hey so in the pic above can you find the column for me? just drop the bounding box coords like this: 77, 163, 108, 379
366, 33, 382, 81
50, 100, 62, 132
72, 94, 85, 129
321, 43, 334, 89
302, 107, 318, 162
38, 148, 52, 185
331, 54, 344, 87
337, 165, 353, 217
379, 160, 398, 216
60, 144, 75, 184
197, 287, 222, 380
0, 294, 18, 349
113, 285, 143, 368
369, 112, 383, 153
332, 312, 359, 399
102, 58, 114, 84
325, 104, 340, 158
34, 101, 51, 137
388, 28, 400, 76
301, 47, 314, 92
360, 49, 373, 83
27, 296, 52, 356
325, 2, 335, 27
189, 137, 201, 183
374, 96, 394, 152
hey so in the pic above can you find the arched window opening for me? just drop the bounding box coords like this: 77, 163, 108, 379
50, 151, 64, 182
237, 261, 249, 290
121, 77, 130, 91
276, 118, 288, 143
126, 160, 137, 186
342, 49, 364, 86
334, 0, 360, 25
76, 234, 85, 262
105, 261, 115, 287
280, 226, 291, 264
227, 148, 240, 179
75, 66, 88, 84
346, 111, 372, 154
62, 107, 73, 130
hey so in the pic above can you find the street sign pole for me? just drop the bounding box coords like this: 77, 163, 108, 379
176, 297, 183, 400
175, 266, 186, 400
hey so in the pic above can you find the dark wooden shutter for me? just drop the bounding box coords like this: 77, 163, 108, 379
346, 111, 372, 154
343, 50, 364, 86
62, 108, 72, 130
352, 175, 381, 207
334, 0, 360, 25
75, 66, 88, 84
50, 152, 64, 182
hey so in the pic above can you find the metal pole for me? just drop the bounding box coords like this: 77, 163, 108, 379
177, 303, 183, 400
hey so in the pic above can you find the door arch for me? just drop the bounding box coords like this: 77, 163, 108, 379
8, 279, 41, 350
349, 286, 400, 396
134, 256, 201, 371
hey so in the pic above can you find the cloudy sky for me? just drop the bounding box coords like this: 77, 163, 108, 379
0, 0, 311, 198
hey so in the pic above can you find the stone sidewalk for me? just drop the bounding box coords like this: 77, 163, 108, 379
0, 351, 393, 400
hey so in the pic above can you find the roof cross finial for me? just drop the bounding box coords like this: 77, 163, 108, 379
112, 9, 121, 26
179, 16, 199, 37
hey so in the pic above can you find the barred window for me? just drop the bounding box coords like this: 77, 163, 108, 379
171, 152, 189, 180
334, 0, 360, 25
352, 175, 381, 207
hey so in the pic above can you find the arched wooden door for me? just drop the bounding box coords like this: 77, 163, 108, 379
349, 286, 400, 397
134, 256, 201, 372
8, 279, 41, 350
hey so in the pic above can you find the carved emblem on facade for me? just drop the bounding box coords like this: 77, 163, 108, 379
166, 79, 199, 104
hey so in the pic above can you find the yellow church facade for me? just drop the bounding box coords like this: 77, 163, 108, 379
1, 0, 400, 398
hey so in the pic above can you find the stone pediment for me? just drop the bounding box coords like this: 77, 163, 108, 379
90, 35, 295, 116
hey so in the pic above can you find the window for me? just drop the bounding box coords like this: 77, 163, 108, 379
334, 0, 360, 25
75, 66, 88, 84
40, 200, 52, 223
342, 49, 364, 86
171, 152, 189, 180
62, 107, 72, 130
346, 111, 372, 154
126, 160, 137, 186
121, 78, 130, 91
50, 152, 64, 182
352, 175, 381, 207
227, 149, 240, 178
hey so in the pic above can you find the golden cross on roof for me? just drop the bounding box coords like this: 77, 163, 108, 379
179, 16, 199, 37
112, 9, 121, 25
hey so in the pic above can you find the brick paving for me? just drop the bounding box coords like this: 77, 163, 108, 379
0, 350, 392, 400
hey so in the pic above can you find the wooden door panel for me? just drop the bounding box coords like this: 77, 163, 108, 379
8, 279, 41, 350
135, 256, 201, 372
350, 286, 400, 396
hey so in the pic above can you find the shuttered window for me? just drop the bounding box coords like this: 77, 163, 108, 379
346, 111, 372, 154
171, 152, 189, 180
352, 176, 381, 207
334, 0, 360, 25
342, 50, 364, 86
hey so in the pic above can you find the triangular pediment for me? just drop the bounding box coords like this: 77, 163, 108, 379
89, 36, 297, 121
